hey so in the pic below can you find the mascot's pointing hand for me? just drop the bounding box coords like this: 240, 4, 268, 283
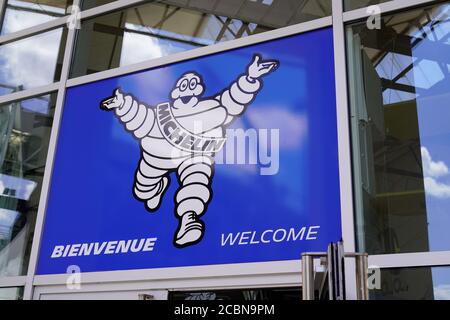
101, 88, 124, 110
247, 54, 279, 80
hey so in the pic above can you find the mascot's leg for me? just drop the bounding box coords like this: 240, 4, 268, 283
174, 155, 214, 247
133, 157, 170, 211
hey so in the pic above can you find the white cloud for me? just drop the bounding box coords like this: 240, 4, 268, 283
434, 284, 450, 300
421, 147, 449, 178
424, 177, 450, 199
120, 30, 163, 67
0, 208, 19, 231
0, 10, 64, 91
421, 147, 450, 199
2, 4, 55, 34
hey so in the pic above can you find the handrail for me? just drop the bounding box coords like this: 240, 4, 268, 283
301, 242, 369, 300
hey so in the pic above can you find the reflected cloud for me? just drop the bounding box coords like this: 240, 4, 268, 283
0, 174, 37, 201
0, 208, 19, 240
422, 147, 450, 199
424, 177, 450, 199
120, 30, 163, 66
0, 208, 19, 228
422, 147, 449, 178
0, 14, 63, 91
434, 284, 450, 300
1, 0, 63, 35
0, 218, 27, 277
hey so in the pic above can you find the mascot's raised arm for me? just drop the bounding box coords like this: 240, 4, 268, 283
100, 54, 279, 248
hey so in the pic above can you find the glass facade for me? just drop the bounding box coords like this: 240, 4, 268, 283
370, 266, 450, 300
344, 0, 393, 11
1, 0, 72, 35
348, 2, 450, 255
70, 0, 331, 77
0, 28, 67, 96
0, 286, 23, 299
0, 94, 56, 276
0, 0, 448, 300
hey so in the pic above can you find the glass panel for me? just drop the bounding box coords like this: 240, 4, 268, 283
70, 0, 331, 77
0, 93, 56, 276
0, 287, 23, 300
344, 0, 392, 11
1, 0, 73, 35
0, 28, 67, 96
347, 3, 450, 254
371, 266, 450, 300
81, 0, 116, 10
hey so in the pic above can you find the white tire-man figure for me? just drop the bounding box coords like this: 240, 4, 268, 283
101, 54, 278, 248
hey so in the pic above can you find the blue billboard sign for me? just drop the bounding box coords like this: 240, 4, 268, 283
37, 27, 341, 275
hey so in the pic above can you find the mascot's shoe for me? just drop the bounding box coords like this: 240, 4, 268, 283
146, 177, 169, 211
174, 212, 204, 247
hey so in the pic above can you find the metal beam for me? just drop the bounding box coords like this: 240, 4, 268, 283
381, 78, 416, 94
92, 22, 208, 47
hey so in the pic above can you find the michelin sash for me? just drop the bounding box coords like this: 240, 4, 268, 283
156, 102, 226, 154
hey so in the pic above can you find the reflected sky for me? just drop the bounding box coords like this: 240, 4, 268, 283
119, 14, 254, 67
0, 27, 64, 94
1, 0, 68, 35
119, 27, 197, 67
0, 208, 19, 240
372, 3, 450, 252
413, 5, 450, 251
0, 1, 66, 95
72, 2, 268, 78
433, 266, 450, 300
0, 173, 37, 201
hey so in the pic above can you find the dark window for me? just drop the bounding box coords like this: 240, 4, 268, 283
344, 0, 392, 11
371, 266, 450, 300
169, 287, 301, 301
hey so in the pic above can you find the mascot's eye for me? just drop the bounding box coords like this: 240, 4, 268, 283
189, 78, 197, 90
180, 79, 188, 91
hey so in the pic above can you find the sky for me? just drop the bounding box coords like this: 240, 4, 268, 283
368, 3, 450, 298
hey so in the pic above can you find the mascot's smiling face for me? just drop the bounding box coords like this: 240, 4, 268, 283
171, 72, 205, 111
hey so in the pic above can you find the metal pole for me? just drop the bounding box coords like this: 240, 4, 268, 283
337, 241, 346, 300
302, 253, 315, 300
22, 0, 81, 300
0, 0, 6, 32
354, 253, 369, 300
327, 244, 336, 300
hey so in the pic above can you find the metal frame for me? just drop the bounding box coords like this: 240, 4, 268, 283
332, 0, 358, 300
0, 276, 26, 287
302, 249, 369, 301
0, 0, 449, 300
22, 0, 82, 300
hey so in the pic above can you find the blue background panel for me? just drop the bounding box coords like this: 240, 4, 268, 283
37, 28, 341, 274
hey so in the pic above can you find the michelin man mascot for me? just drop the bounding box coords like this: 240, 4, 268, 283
100, 54, 278, 248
